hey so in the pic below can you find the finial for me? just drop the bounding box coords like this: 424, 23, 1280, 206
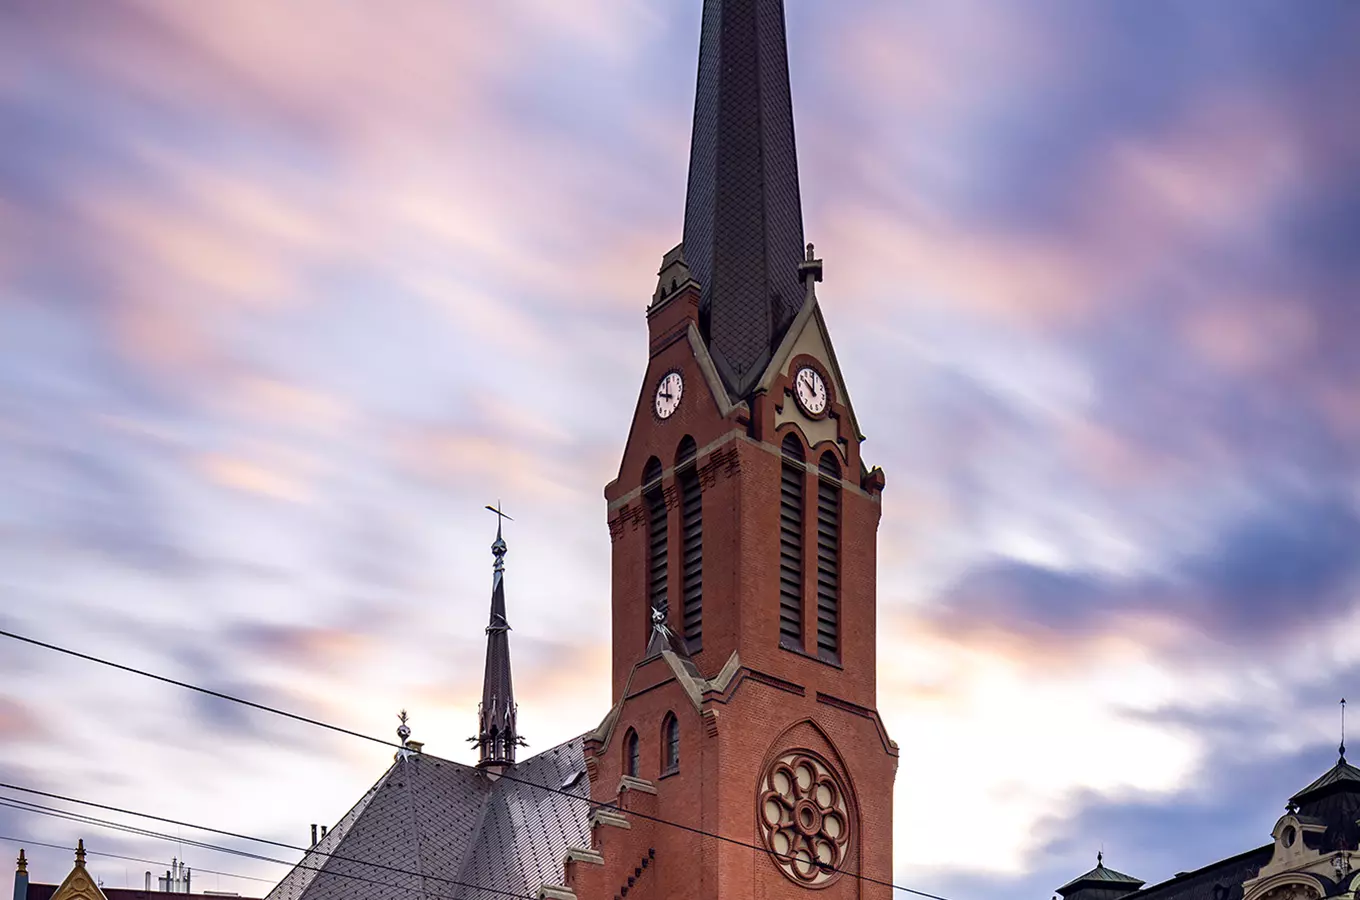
806, 242, 815, 262
397, 709, 411, 743
485, 502, 512, 571
651, 605, 673, 639
1098, 850, 1104, 867
1341, 698, 1347, 765
75, 839, 86, 867
16, 849, 26, 874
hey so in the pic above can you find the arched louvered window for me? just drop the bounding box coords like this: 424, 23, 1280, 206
676, 437, 702, 652
623, 728, 639, 778
816, 452, 842, 661
662, 712, 680, 775
779, 434, 805, 650
643, 457, 668, 630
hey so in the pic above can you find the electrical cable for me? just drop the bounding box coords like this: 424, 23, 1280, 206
1, 627, 952, 899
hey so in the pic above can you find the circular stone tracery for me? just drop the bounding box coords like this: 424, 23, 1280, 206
758, 750, 854, 887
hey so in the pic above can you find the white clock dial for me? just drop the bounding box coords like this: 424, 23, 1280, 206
793, 366, 828, 416
654, 371, 684, 419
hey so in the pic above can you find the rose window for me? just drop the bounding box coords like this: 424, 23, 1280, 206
758, 751, 853, 886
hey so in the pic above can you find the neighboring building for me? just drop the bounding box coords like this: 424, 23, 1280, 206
13, 843, 256, 900
1054, 751, 1360, 900
262, 0, 897, 898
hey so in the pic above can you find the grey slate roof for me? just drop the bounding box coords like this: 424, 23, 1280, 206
1110, 846, 1273, 900
265, 738, 591, 900
1059, 858, 1146, 895
683, 0, 807, 398
1291, 757, 1360, 805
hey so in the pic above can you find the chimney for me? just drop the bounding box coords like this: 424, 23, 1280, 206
319, 826, 327, 841
13, 849, 28, 900
310, 825, 318, 846
145, 872, 151, 893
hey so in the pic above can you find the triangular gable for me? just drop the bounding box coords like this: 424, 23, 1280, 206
755, 287, 865, 442
50, 844, 108, 900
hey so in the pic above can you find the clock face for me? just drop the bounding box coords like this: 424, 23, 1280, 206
654, 371, 684, 419
793, 366, 828, 416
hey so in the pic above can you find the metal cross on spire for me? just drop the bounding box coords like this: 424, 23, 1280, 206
485, 502, 512, 571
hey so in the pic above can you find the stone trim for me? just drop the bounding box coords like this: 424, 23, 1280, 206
817, 691, 899, 757
618, 774, 658, 795
590, 808, 631, 830
564, 847, 605, 866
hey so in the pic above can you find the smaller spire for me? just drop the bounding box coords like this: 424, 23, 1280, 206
474, 502, 520, 769
74, 840, 86, 867
15, 849, 26, 874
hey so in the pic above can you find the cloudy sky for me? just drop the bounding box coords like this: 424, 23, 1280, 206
2, 1, 1358, 897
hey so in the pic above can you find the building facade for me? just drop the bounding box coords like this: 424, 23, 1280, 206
13, 843, 256, 900
1055, 754, 1360, 900
262, 1, 898, 898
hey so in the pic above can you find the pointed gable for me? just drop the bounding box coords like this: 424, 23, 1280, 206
47, 844, 106, 900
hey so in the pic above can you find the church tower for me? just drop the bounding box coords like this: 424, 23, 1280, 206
573, 1, 897, 896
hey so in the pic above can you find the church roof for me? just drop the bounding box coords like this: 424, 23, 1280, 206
265, 738, 591, 900
683, 0, 807, 399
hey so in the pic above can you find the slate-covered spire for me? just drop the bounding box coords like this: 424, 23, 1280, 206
476, 506, 519, 768
683, 0, 807, 399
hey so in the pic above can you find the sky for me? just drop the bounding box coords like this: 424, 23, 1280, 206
1, 1, 1358, 897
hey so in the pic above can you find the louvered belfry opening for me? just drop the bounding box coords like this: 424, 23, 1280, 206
816, 451, 842, 661
675, 437, 703, 653
779, 434, 805, 650
643, 457, 668, 635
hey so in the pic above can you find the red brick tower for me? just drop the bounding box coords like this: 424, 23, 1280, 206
564, 2, 897, 898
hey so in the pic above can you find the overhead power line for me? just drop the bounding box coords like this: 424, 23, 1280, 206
0, 627, 952, 900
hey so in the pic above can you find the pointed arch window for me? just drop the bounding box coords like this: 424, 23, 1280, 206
816, 451, 842, 662
779, 434, 805, 650
662, 712, 680, 775
676, 436, 702, 652
623, 728, 640, 778
643, 456, 668, 633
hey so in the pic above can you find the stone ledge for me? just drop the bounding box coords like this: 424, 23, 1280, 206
618, 774, 658, 795
565, 847, 605, 866
538, 886, 575, 900
590, 808, 631, 830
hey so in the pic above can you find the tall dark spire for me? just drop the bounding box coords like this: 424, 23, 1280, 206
475, 503, 519, 768
683, 0, 807, 399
